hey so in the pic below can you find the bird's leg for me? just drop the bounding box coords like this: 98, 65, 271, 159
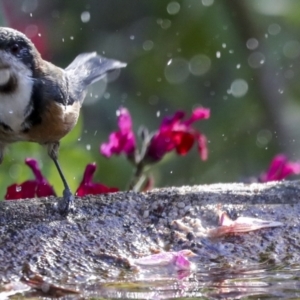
47, 142, 74, 215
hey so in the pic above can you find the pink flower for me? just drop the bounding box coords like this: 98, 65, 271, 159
145, 107, 210, 162
133, 250, 196, 271
208, 211, 283, 237
100, 108, 136, 158
5, 158, 56, 200
260, 154, 300, 182
76, 163, 119, 196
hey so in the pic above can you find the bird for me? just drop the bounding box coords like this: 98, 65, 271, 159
0, 27, 126, 214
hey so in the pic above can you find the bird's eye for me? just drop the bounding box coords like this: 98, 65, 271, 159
10, 44, 20, 55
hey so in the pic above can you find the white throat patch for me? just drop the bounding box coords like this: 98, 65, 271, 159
0, 52, 33, 132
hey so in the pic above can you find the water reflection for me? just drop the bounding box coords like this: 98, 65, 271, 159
4, 263, 300, 298
79, 263, 300, 299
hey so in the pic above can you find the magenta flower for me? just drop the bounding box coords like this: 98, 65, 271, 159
76, 163, 119, 196
145, 107, 210, 162
100, 108, 136, 158
5, 158, 56, 200
260, 154, 300, 182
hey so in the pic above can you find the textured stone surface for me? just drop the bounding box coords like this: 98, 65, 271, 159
0, 180, 300, 283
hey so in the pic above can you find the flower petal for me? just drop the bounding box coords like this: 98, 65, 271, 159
146, 108, 210, 162
160, 111, 185, 129
184, 107, 210, 126
76, 163, 119, 196
25, 158, 44, 182
24, 158, 56, 197
118, 107, 133, 134
172, 131, 195, 155
260, 154, 300, 182
100, 108, 136, 157
197, 133, 208, 161
209, 211, 283, 237
36, 183, 56, 197
5, 181, 37, 200
146, 132, 175, 161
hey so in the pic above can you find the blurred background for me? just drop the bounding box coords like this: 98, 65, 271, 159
0, 0, 300, 196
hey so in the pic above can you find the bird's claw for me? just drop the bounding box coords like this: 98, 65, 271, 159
56, 189, 75, 216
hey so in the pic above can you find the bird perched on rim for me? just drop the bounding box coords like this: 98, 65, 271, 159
0, 27, 126, 214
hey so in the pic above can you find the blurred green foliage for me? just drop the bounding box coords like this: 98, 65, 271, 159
1, 0, 300, 198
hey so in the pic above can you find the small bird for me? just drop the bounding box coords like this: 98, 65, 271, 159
0, 27, 126, 214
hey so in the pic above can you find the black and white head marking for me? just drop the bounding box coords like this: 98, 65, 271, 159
0, 27, 38, 132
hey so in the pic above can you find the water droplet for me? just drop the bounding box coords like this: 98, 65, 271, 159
25, 25, 38, 38
9, 110, 13, 114
156, 18, 163, 25
222, 43, 226, 48
130, 35, 135, 40
81, 11, 90, 23
164, 58, 189, 84
246, 38, 259, 50
253, 0, 289, 16
167, 2, 181, 15
86, 144, 91, 151
9, 164, 21, 180
268, 23, 281, 35
248, 52, 265, 68
216, 51, 221, 58
143, 40, 154, 51
230, 79, 248, 98
149, 95, 159, 105
189, 54, 211, 76
16, 186, 22, 192
202, 0, 214, 6
156, 111, 161, 117
70, 36, 74, 40
104, 92, 110, 99
283, 40, 300, 59
236, 64, 241, 69
160, 19, 171, 29
22, 0, 38, 13
256, 129, 272, 148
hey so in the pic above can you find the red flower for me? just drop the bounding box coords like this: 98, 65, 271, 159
260, 154, 300, 182
145, 107, 210, 162
76, 163, 119, 196
100, 108, 136, 158
5, 158, 56, 200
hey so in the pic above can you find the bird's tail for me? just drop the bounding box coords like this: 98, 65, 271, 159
65, 52, 126, 89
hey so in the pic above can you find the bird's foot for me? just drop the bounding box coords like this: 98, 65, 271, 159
56, 188, 75, 216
